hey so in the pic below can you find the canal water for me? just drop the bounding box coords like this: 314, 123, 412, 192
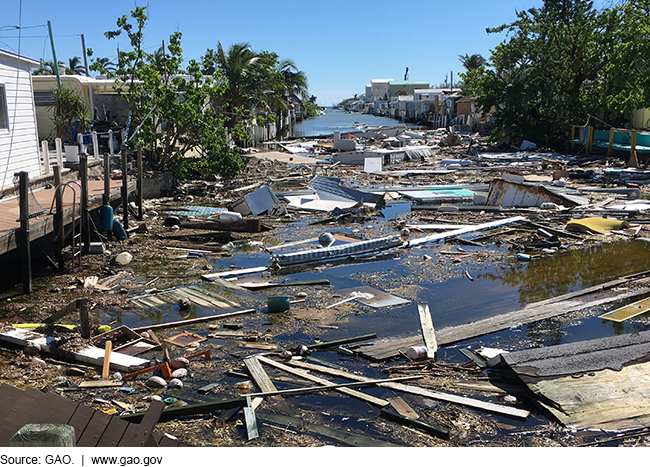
289, 108, 420, 137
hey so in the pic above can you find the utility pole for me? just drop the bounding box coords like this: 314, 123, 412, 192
81, 34, 89, 77
47, 21, 61, 89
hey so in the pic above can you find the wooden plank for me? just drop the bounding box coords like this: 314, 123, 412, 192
599, 296, 650, 322
202, 266, 268, 281
408, 216, 527, 247
527, 360, 650, 431
102, 341, 112, 379
243, 356, 292, 413
130, 308, 256, 332
77, 411, 113, 447
256, 355, 389, 407
118, 399, 166, 447
287, 360, 530, 420
79, 380, 123, 389
387, 396, 419, 420
95, 416, 130, 447
417, 304, 437, 359
67, 403, 96, 444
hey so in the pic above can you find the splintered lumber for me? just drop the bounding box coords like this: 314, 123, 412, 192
102, 341, 112, 379
78, 380, 123, 389
388, 396, 420, 420
243, 397, 259, 441
130, 308, 256, 332
407, 216, 527, 247
287, 360, 530, 420
243, 356, 292, 414
246, 375, 422, 398
306, 333, 377, 350
380, 406, 449, 440
256, 355, 389, 407
255, 409, 399, 447
417, 304, 437, 359
202, 266, 269, 281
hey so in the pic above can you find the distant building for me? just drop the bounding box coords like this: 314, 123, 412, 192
369, 79, 393, 102
0, 49, 41, 191
388, 80, 429, 99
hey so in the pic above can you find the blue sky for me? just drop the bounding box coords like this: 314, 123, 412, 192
2, 0, 545, 106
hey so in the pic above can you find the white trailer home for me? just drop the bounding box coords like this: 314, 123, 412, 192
0, 49, 41, 191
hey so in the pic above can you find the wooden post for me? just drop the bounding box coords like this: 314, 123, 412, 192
121, 145, 129, 230
417, 304, 438, 360
80, 155, 90, 254
18, 172, 32, 294
55, 138, 63, 167
53, 166, 65, 271
103, 152, 110, 206
137, 144, 143, 221
78, 298, 90, 339
102, 341, 112, 378
41, 141, 50, 174
10, 424, 76, 447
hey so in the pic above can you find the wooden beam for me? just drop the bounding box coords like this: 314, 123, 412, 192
417, 304, 437, 359
130, 308, 256, 332
243, 356, 292, 414
256, 355, 390, 407
102, 341, 112, 379
287, 360, 530, 420
380, 406, 449, 440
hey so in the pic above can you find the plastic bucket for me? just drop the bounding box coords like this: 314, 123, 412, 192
406, 346, 428, 359
267, 296, 290, 313
220, 211, 242, 222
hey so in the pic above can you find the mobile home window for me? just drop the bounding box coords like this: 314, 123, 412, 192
0, 85, 8, 130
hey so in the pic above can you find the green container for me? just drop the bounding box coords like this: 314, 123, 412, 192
267, 296, 290, 313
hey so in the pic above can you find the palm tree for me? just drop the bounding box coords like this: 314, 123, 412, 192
33, 60, 62, 75
213, 42, 261, 119
94, 57, 117, 74
66, 56, 86, 75
459, 53, 488, 71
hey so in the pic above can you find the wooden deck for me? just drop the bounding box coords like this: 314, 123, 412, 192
0, 383, 182, 447
0, 175, 136, 256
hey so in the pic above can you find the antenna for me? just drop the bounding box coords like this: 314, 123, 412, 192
404, 67, 409, 81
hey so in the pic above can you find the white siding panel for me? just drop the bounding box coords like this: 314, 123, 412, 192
0, 57, 40, 190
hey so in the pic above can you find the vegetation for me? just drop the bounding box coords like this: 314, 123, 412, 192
90, 7, 248, 180
50, 85, 88, 145
90, 7, 313, 181
460, 0, 650, 148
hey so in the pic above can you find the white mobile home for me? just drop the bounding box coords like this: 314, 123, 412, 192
0, 49, 41, 191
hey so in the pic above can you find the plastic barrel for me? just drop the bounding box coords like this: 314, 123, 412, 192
100, 205, 114, 231
112, 219, 127, 240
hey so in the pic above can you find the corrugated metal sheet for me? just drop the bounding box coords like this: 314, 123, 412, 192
486, 179, 580, 208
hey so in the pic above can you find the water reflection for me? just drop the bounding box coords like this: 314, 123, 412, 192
477, 240, 650, 306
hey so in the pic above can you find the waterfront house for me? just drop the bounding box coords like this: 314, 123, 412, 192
0, 49, 41, 191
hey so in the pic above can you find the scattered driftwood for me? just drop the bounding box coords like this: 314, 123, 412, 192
288, 360, 530, 420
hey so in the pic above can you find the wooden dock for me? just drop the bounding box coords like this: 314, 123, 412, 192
0, 175, 135, 256
0, 383, 182, 446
